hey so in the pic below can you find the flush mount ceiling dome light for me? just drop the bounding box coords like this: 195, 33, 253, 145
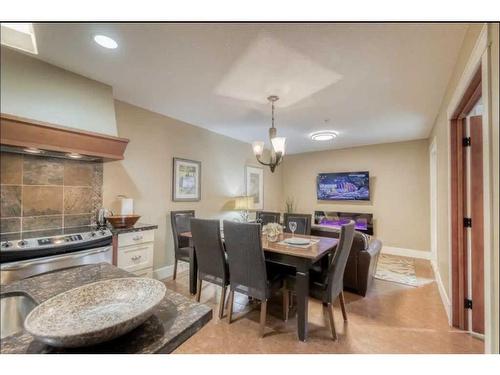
66, 153, 83, 159
93, 35, 118, 49
23, 147, 43, 154
310, 130, 338, 142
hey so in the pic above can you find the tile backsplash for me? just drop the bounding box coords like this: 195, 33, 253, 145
0, 152, 103, 239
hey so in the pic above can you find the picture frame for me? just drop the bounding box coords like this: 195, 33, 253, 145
172, 158, 201, 201
245, 165, 264, 210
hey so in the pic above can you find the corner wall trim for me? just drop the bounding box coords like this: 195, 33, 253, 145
153, 262, 188, 280
446, 24, 488, 120
431, 260, 452, 324
381, 246, 432, 260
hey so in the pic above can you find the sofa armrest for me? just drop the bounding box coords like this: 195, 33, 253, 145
366, 238, 382, 256
356, 239, 382, 296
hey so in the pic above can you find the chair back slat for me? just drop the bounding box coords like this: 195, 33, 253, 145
191, 219, 228, 286
283, 213, 311, 235
223, 221, 268, 300
256, 211, 281, 226
170, 210, 195, 251
326, 220, 355, 300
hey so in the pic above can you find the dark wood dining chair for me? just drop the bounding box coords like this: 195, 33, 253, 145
283, 213, 312, 235
223, 220, 288, 337
170, 210, 195, 280
190, 218, 229, 319
255, 211, 281, 226
284, 220, 355, 340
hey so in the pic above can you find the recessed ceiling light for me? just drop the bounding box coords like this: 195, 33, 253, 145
310, 131, 338, 142
93, 35, 118, 49
23, 147, 43, 154
1, 23, 38, 54
67, 152, 83, 159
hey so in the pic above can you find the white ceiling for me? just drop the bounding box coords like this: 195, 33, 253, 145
31, 23, 467, 154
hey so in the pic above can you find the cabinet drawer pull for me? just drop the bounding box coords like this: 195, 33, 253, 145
133, 235, 143, 241
131, 255, 142, 261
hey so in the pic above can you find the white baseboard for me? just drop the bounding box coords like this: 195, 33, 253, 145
381, 246, 432, 260
431, 259, 452, 324
153, 262, 188, 280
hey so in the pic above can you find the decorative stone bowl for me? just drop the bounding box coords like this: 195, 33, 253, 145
106, 215, 141, 229
24, 278, 166, 348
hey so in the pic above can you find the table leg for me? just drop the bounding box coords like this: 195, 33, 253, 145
189, 246, 198, 295
296, 265, 309, 341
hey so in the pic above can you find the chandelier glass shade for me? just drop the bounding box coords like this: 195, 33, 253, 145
252, 95, 286, 173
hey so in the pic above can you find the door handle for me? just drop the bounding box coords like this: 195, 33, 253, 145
1, 247, 111, 270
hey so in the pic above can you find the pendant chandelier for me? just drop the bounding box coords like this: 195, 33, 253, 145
252, 95, 286, 173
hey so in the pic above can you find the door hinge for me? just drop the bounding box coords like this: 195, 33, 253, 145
464, 217, 472, 228
464, 299, 473, 309
463, 137, 471, 147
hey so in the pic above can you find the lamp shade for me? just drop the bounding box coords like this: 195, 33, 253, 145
271, 137, 286, 155
252, 141, 264, 157
234, 196, 254, 210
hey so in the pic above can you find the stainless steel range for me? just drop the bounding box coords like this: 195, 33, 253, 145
0, 226, 112, 285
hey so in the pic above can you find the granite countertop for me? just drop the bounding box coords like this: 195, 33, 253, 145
0, 263, 212, 354
108, 222, 158, 235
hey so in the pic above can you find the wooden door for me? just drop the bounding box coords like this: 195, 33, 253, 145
469, 115, 484, 334
451, 118, 468, 330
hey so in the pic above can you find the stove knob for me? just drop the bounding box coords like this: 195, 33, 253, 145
90, 232, 96, 237
1, 241, 12, 248
18, 240, 28, 247
99, 230, 106, 235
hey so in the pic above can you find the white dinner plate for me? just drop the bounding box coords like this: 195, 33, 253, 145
284, 237, 310, 245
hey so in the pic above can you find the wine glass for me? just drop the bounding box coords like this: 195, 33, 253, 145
289, 221, 297, 237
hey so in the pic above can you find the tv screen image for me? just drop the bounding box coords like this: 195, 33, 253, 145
317, 171, 370, 201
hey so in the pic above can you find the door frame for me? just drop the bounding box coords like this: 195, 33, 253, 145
446, 24, 495, 352
429, 137, 438, 263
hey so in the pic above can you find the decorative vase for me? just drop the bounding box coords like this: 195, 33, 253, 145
267, 233, 278, 242
262, 223, 282, 243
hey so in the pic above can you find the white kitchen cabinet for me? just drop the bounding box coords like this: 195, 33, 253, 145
116, 229, 155, 278
118, 230, 155, 247
133, 268, 154, 278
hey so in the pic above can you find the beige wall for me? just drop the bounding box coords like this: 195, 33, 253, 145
103, 100, 283, 271
282, 140, 430, 252
428, 24, 484, 298
0, 47, 117, 136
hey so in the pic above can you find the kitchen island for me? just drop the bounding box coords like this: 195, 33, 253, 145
0, 263, 212, 354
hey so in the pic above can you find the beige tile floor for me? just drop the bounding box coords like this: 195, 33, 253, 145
164, 259, 484, 354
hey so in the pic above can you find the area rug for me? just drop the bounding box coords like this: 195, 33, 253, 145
374, 254, 419, 287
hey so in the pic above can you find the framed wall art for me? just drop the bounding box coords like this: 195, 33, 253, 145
172, 158, 201, 201
245, 165, 264, 210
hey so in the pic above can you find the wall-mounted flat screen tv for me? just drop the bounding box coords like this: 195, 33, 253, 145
317, 171, 370, 201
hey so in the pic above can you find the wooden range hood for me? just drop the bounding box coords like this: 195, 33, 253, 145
0, 114, 129, 161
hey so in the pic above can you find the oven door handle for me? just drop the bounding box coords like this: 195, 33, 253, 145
0, 247, 111, 270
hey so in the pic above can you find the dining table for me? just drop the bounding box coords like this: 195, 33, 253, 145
179, 230, 338, 342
